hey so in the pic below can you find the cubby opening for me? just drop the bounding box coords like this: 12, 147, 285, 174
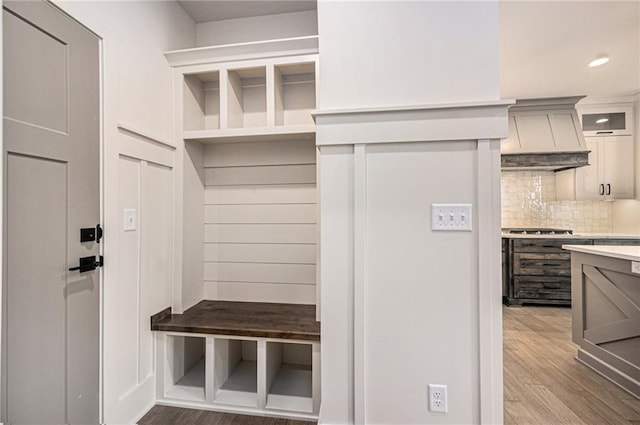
183, 72, 220, 131
227, 67, 267, 129
214, 339, 258, 407
266, 342, 313, 412
274, 63, 316, 127
165, 335, 206, 401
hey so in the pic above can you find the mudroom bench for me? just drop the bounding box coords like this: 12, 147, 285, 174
151, 300, 320, 420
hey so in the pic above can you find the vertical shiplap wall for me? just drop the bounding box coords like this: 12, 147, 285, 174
203, 140, 317, 304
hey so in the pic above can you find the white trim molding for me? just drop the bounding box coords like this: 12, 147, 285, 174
314, 100, 513, 146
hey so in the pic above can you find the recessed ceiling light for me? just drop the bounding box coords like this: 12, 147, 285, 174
589, 57, 610, 67
596, 118, 609, 124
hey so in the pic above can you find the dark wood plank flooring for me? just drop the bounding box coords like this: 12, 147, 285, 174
138, 405, 316, 425
504, 305, 640, 425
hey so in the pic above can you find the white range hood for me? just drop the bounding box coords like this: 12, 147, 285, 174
501, 96, 590, 171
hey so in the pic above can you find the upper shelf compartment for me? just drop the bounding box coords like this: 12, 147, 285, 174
275, 63, 316, 127
167, 37, 318, 144
228, 66, 267, 129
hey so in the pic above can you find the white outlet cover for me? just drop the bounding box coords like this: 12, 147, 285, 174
428, 384, 448, 413
632, 261, 640, 275
124, 209, 137, 232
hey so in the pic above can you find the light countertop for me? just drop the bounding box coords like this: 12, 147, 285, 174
502, 233, 640, 240
562, 244, 640, 262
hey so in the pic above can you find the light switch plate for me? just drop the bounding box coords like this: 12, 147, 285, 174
432, 204, 472, 231
632, 261, 640, 275
124, 209, 137, 231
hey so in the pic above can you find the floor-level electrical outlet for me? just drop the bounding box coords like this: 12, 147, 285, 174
428, 384, 448, 413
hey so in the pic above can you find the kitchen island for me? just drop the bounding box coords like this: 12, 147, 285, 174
502, 233, 640, 306
563, 244, 640, 398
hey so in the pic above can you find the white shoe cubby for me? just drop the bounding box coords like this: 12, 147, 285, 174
266, 342, 314, 413
156, 333, 320, 420
214, 339, 258, 407
163, 335, 206, 401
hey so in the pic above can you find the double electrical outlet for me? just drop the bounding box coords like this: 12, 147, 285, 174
428, 384, 448, 413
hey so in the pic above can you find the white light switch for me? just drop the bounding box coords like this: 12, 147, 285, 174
632, 261, 640, 275
124, 209, 137, 231
432, 204, 472, 231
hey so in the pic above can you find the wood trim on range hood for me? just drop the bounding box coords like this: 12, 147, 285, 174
501, 151, 590, 172
501, 96, 590, 171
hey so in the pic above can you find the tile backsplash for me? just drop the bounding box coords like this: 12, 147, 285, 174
501, 171, 613, 233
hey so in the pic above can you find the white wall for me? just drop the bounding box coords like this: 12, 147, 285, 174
50, 2, 195, 423
317, 1, 499, 110
196, 10, 318, 47
316, 2, 503, 424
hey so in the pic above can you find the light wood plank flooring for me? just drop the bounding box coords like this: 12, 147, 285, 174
504, 305, 640, 425
138, 405, 316, 425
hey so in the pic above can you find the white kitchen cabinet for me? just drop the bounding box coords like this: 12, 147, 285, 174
557, 135, 635, 200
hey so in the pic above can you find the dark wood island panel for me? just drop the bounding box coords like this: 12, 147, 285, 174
151, 300, 320, 342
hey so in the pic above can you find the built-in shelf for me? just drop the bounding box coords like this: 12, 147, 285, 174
182, 126, 315, 144
159, 36, 321, 420
266, 342, 313, 413
227, 66, 267, 129
214, 339, 258, 407
164, 36, 319, 67
275, 62, 316, 127
153, 301, 320, 419
164, 335, 206, 402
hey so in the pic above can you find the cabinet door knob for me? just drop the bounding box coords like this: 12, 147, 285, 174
606, 183, 611, 196
600, 184, 605, 196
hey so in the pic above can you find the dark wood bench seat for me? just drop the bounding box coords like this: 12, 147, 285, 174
151, 300, 320, 342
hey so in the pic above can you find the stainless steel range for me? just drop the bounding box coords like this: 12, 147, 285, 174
502, 227, 573, 235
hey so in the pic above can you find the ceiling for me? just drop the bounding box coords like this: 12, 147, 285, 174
177, 0, 316, 24
177, 0, 639, 101
499, 1, 639, 100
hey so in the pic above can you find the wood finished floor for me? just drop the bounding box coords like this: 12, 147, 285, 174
138, 405, 316, 425
504, 305, 640, 425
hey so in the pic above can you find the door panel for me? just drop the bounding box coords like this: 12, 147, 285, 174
7, 153, 68, 424
3, 2, 100, 423
3, 8, 68, 132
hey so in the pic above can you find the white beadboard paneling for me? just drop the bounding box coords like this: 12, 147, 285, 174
204, 204, 317, 224
205, 224, 316, 244
205, 164, 316, 186
204, 243, 316, 264
205, 184, 316, 205
204, 262, 316, 284
203, 140, 316, 167
204, 281, 316, 304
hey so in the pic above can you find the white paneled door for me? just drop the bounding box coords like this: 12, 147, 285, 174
3, 2, 100, 424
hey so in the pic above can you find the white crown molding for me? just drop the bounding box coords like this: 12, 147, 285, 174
314, 100, 514, 146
